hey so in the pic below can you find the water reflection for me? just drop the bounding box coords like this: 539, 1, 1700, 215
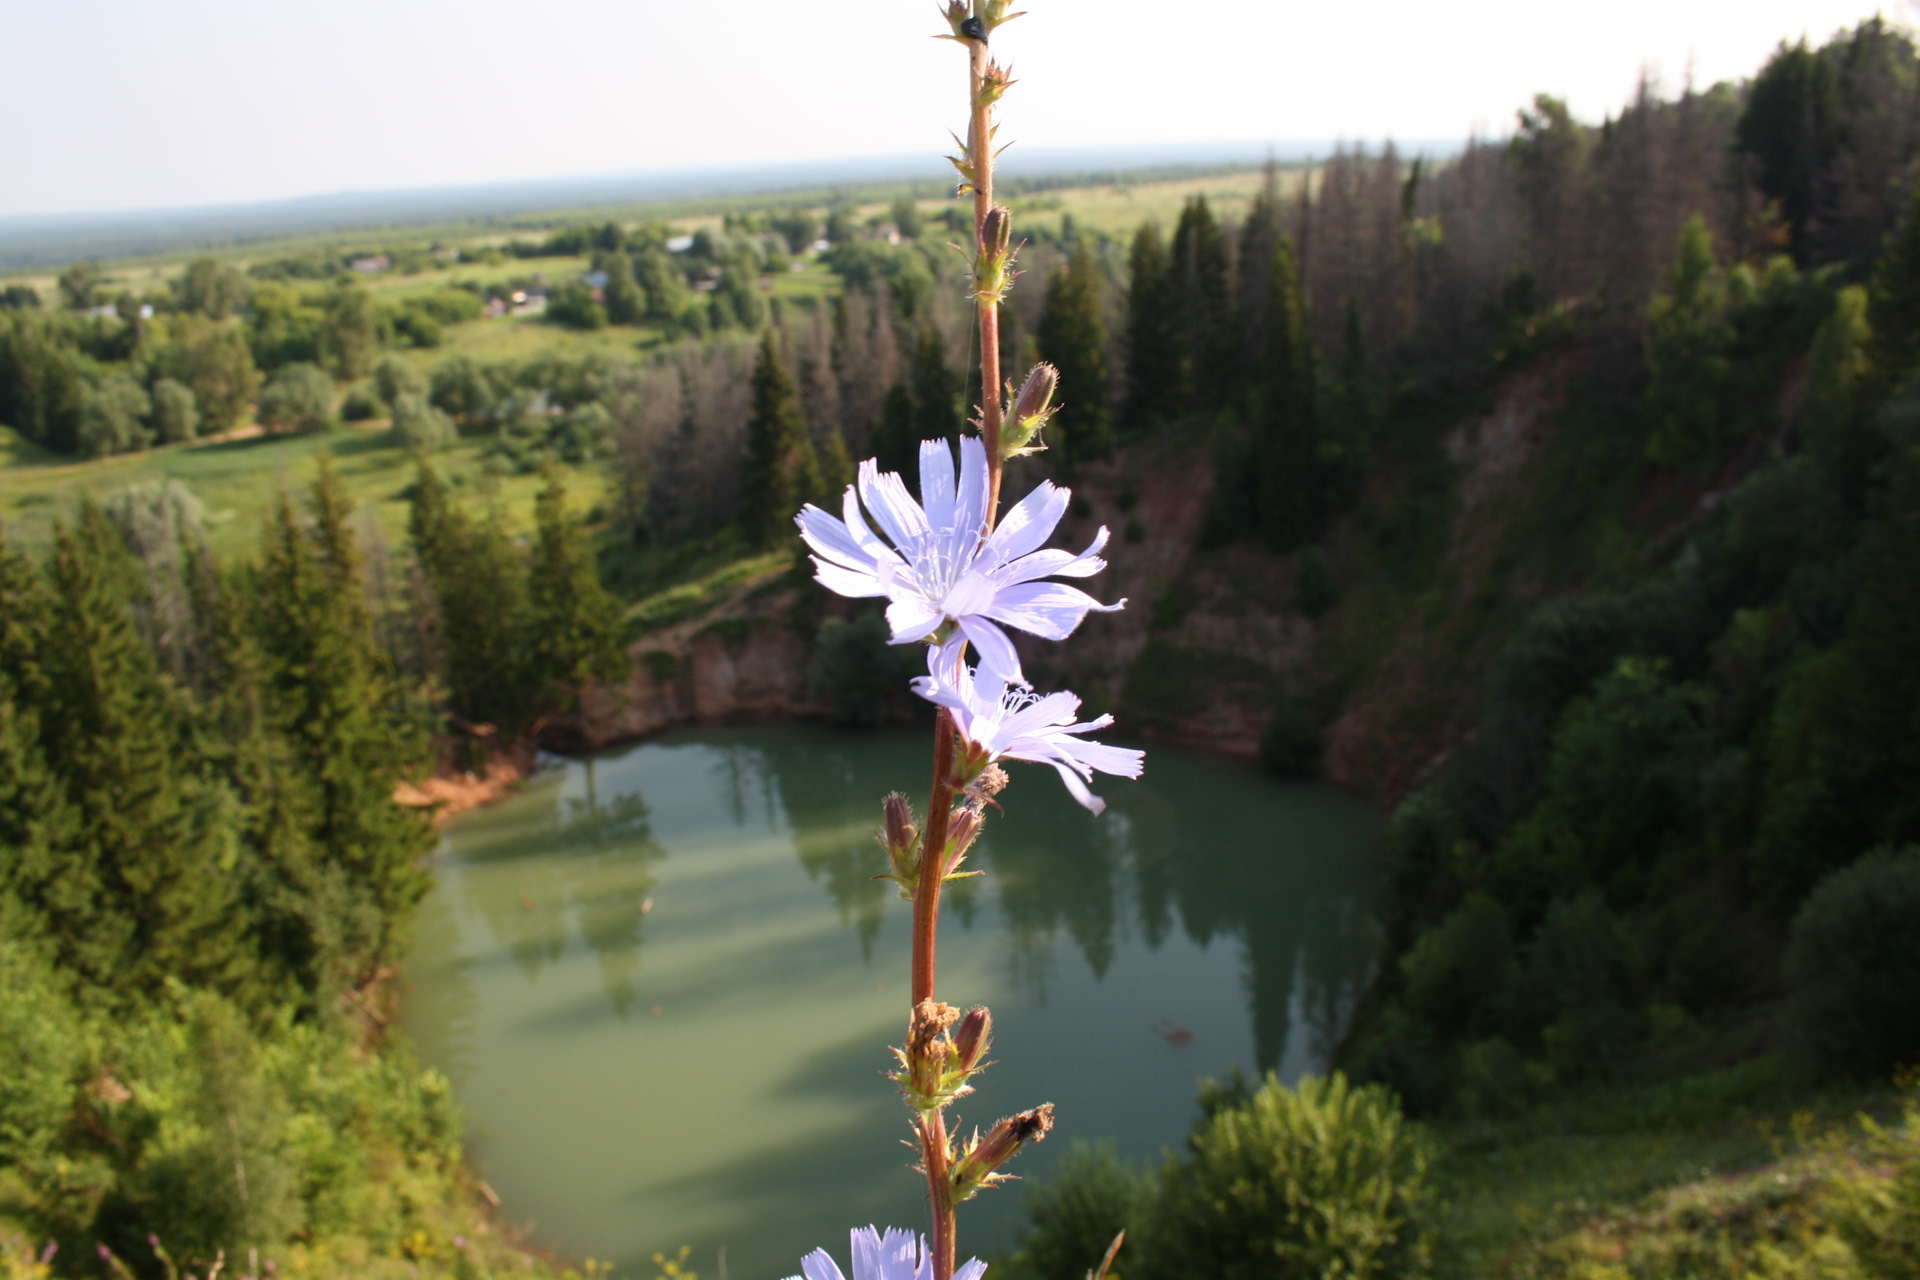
405, 725, 1379, 1278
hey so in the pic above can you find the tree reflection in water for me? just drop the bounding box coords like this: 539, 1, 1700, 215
726, 732, 1379, 1076
465, 758, 668, 1018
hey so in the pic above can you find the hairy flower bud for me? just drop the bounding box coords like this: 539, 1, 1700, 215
1002, 363, 1059, 458
894, 1000, 967, 1112
954, 1006, 992, 1073
876, 793, 922, 897
883, 793, 917, 855
952, 1104, 1055, 1201
943, 806, 984, 878
980, 206, 1012, 259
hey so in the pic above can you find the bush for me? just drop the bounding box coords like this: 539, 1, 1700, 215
810, 610, 912, 727
547, 281, 606, 330
1001, 1142, 1140, 1280
1786, 847, 1920, 1076
1139, 1072, 1431, 1280
339, 383, 381, 421
77, 373, 153, 458
149, 377, 200, 443
0, 940, 81, 1169
256, 362, 334, 434
389, 391, 455, 451
372, 354, 425, 407
1400, 893, 1515, 1039
1259, 694, 1322, 778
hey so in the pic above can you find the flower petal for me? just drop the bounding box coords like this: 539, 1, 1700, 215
800, 1249, 848, 1280
954, 436, 990, 543
982, 481, 1069, 567
917, 439, 958, 534
811, 558, 890, 599
886, 594, 944, 644
959, 616, 1025, 689
984, 582, 1125, 642
1064, 739, 1146, 779
1050, 760, 1107, 814
953, 1260, 989, 1280
859, 459, 931, 549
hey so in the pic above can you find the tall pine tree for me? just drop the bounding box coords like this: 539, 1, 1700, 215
740, 330, 821, 547
1035, 237, 1111, 469
527, 466, 630, 718
1125, 222, 1181, 426
1170, 196, 1234, 413
1251, 234, 1320, 550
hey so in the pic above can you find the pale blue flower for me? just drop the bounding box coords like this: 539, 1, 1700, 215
784, 1227, 987, 1280
914, 636, 1144, 815
794, 437, 1122, 689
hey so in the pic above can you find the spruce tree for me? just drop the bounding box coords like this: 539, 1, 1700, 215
1868, 186, 1920, 383
909, 325, 961, 445
1125, 222, 1180, 426
740, 330, 821, 548
35, 504, 238, 995
409, 465, 534, 733
252, 469, 431, 985
527, 466, 630, 716
1170, 196, 1233, 412
1252, 234, 1320, 550
873, 382, 918, 477
817, 426, 855, 502
1035, 237, 1111, 469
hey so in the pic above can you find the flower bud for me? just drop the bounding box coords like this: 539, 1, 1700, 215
952, 1104, 1055, 1201
940, 1, 970, 39
944, 807, 983, 877
1012, 363, 1057, 425
883, 793, 917, 855
954, 1006, 993, 1073
980, 206, 1012, 260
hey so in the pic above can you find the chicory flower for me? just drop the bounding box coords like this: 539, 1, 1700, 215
784, 1227, 987, 1280
794, 437, 1122, 689
914, 637, 1144, 815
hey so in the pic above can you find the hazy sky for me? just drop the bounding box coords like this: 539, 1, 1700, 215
0, 0, 1904, 217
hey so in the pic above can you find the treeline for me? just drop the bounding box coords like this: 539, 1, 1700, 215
0, 458, 627, 1274
1313, 21, 1920, 1117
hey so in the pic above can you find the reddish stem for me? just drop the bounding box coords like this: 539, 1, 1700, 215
911, 710, 955, 1007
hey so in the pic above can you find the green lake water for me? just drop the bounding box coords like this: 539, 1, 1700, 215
403, 723, 1382, 1280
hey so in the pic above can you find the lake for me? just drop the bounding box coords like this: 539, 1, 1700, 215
403, 723, 1382, 1280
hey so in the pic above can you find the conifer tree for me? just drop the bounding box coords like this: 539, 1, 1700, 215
1035, 237, 1110, 469
1170, 196, 1234, 411
527, 466, 630, 716
1252, 234, 1319, 550
873, 382, 918, 477
818, 425, 855, 502
1124, 222, 1180, 426
604, 251, 645, 326
35, 504, 239, 994
740, 330, 821, 548
409, 464, 534, 733
909, 325, 961, 445
1868, 186, 1920, 383
1236, 165, 1286, 385
253, 467, 431, 985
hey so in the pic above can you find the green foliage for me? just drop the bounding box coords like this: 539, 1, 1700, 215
548, 280, 607, 331
808, 610, 911, 728
1737, 41, 1840, 264
1293, 547, 1336, 617
1124, 221, 1180, 426
257, 362, 335, 434
57, 260, 102, 311
373, 354, 426, 408
1168, 197, 1232, 412
603, 251, 644, 326
428, 354, 505, 423
1247, 233, 1319, 550
1869, 187, 1920, 383
1137, 1072, 1432, 1280
78, 373, 153, 458
1036, 238, 1110, 468
1258, 694, 1322, 779
158, 315, 261, 433
174, 257, 247, 320
390, 391, 454, 451
999, 1142, 1140, 1280
526, 467, 630, 712
148, 377, 200, 444
0, 313, 87, 452
1645, 216, 1735, 467
0, 939, 82, 1170
1786, 848, 1920, 1077
739, 330, 820, 549
317, 284, 378, 380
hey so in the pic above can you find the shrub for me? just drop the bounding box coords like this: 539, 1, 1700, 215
810, 610, 912, 727
149, 377, 200, 443
77, 373, 153, 457
339, 383, 381, 421
372, 354, 425, 407
1002, 1142, 1140, 1280
1786, 847, 1920, 1076
389, 391, 455, 451
0, 940, 81, 1169
256, 362, 333, 434
1400, 893, 1515, 1038
1139, 1072, 1431, 1280
1259, 694, 1322, 778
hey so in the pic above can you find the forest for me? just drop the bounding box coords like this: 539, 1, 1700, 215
7, 13, 1920, 1280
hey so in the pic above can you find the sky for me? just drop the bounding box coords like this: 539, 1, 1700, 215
0, 0, 1907, 217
